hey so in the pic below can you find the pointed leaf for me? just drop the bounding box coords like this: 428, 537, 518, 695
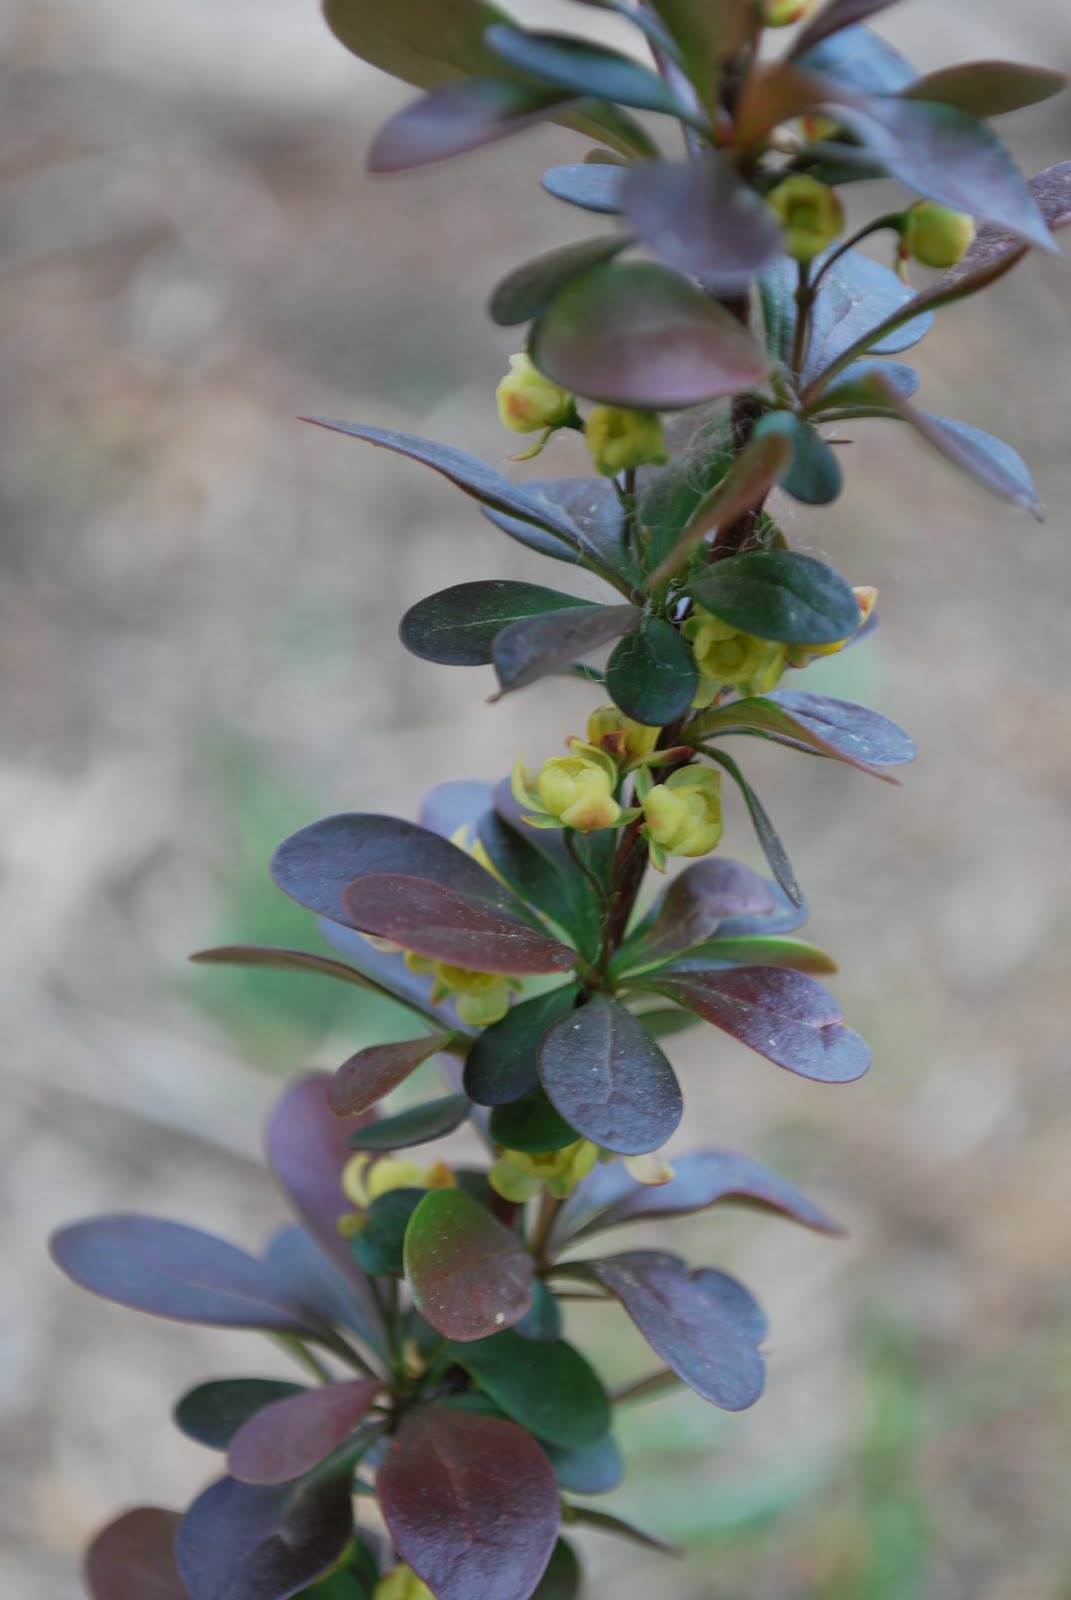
341, 873, 576, 974
486, 26, 697, 120
753, 412, 842, 505
563, 1505, 676, 1555
490, 235, 630, 326
605, 615, 698, 725
492, 603, 639, 696
934, 159, 1071, 297
85, 1507, 188, 1600
703, 748, 802, 906
450, 1331, 611, 1449
541, 162, 625, 213
621, 153, 782, 292
687, 550, 859, 645
303, 421, 584, 546
679, 934, 837, 974
587, 1250, 765, 1410
690, 689, 915, 779
175, 1381, 307, 1451
904, 61, 1067, 118
538, 993, 683, 1156
488, 1087, 578, 1153
188, 945, 421, 1007
808, 358, 919, 413
346, 1093, 470, 1151
481, 476, 637, 584
625, 858, 776, 969
652, 966, 871, 1082
465, 985, 580, 1106
401, 581, 594, 667
530, 261, 768, 409
227, 1379, 381, 1486
790, 0, 904, 59
368, 78, 572, 173
176, 1474, 354, 1600
797, 22, 916, 94
328, 1035, 451, 1119
404, 1188, 533, 1339
379, 1408, 560, 1600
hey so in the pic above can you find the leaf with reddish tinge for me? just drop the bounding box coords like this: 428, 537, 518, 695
621, 153, 783, 292
790, 0, 905, 60
538, 993, 682, 1155
176, 1474, 354, 1600
652, 966, 871, 1083
328, 1035, 453, 1118
227, 1379, 381, 1486
903, 61, 1066, 118
490, 236, 630, 327
369, 78, 573, 172
404, 1188, 533, 1340
341, 874, 576, 974
624, 858, 777, 969
379, 1408, 560, 1600
689, 690, 915, 781
85, 1508, 188, 1600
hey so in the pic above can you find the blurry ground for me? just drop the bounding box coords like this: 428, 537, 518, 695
3, 2, 1071, 1596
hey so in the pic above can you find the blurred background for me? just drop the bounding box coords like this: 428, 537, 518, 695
3, 2, 1071, 1596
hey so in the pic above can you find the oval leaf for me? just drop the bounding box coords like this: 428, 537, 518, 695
538, 993, 683, 1155
379, 1408, 560, 1600
369, 78, 571, 173
486, 25, 696, 119
621, 153, 783, 292
85, 1507, 187, 1600
488, 1087, 580, 1153
346, 1093, 471, 1152
791, 0, 904, 59
404, 1188, 533, 1340
530, 261, 768, 409
653, 966, 871, 1083
449, 1331, 611, 1449
754, 412, 843, 506
904, 60, 1067, 119
492, 603, 639, 696
227, 1378, 381, 1486
490, 235, 630, 326
465, 985, 580, 1106
175, 1380, 307, 1451
401, 581, 593, 666
605, 615, 698, 724
176, 1475, 354, 1600
541, 162, 625, 213
687, 550, 860, 644
623, 858, 776, 969
328, 1035, 452, 1119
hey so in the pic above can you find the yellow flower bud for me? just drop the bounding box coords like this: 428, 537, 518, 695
585, 406, 668, 477
763, 0, 819, 24
496, 353, 574, 435
375, 1567, 434, 1600
586, 704, 661, 764
512, 741, 621, 833
901, 201, 976, 270
785, 585, 877, 667
342, 1153, 455, 1210
685, 608, 787, 696
489, 1139, 599, 1202
768, 175, 845, 262
642, 766, 723, 862
624, 1151, 675, 1186
800, 114, 840, 143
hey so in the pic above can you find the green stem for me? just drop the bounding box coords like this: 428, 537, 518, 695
528, 1190, 562, 1268
272, 1334, 335, 1384
790, 257, 813, 382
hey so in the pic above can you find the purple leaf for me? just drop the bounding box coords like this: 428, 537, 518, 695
492, 603, 639, 697
541, 162, 625, 214
176, 1475, 354, 1600
85, 1507, 188, 1600
227, 1378, 381, 1485
538, 993, 682, 1156
188, 944, 439, 1027
693, 1268, 769, 1344
263, 1226, 382, 1349
530, 261, 768, 409
328, 1034, 452, 1118
629, 859, 777, 967
317, 919, 466, 1027
491, 235, 631, 327
369, 78, 572, 172
341, 874, 576, 974
482, 476, 635, 582
903, 60, 1067, 118
587, 1251, 766, 1410
621, 153, 783, 293
404, 1188, 534, 1340
790, 0, 904, 59
653, 966, 871, 1083
690, 690, 916, 781
379, 1407, 560, 1600
419, 779, 493, 839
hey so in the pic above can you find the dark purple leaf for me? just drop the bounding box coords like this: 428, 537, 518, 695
491, 603, 639, 696
188, 944, 415, 1004
50, 1215, 322, 1335
175, 1380, 307, 1451
560, 1146, 843, 1241
346, 1092, 471, 1151
481, 477, 637, 585
449, 1331, 611, 1449
790, 0, 904, 59
904, 61, 1067, 118
368, 77, 572, 172
538, 993, 683, 1156
85, 1507, 187, 1600
465, 985, 580, 1106
653, 966, 871, 1083
401, 581, 595, 667
176, 1475, 354, 1600
227, 1378, 381, 1486
301, 420, 584, 546
263, 1227, 384, 1350
490, 235, 630, 327
930, 160, 1071, 303
680, 933, 836, 974
797, 23, 916, 94
341, 874, 576, 974
328, 1035, 452, 1119
605, 616, 698, 724
621, 153, 782, 293
404, 1188, 533, 1340
419, 779, 493, 839
379, 1408, 560, 1600
541, 162, 625, 213
694, 1268, 769, 1344
626, 859, 776, 969
530, 261, 769, 409
690, 690, 915, 780
587, 1250, 766, 1410
486, 25, 695, 119
715, 877, 810, 939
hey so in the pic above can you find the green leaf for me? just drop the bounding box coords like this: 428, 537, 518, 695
605, 616, 698, 725
346, 1094, 471, 1152
404, 1189, 534, 1339
903, 61, 1067, 118
449, 1331, 612, 1449
485, 26, 701, 122
488, 1087, 579, 1153
687, 550, 859, 645
400, 581, 593, 666
667, 934, 838, 975
753, 413, 843, 506
530, 261, 768, 409
465, 985, 580, 1106
353, 1189, 427, 1276
476, 813, 582, 944
174, 1380, 307, 1451
490, 236, 630, 327
563, 1504, 678, 1555
532, 1539, 582, 1600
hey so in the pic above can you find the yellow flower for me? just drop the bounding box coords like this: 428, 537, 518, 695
341, 1153, 455, 1211
685, 608, 787, 699
785, 585, 877, 667
642, 766, 723, 869
768, 175, 845, 262
404, 952, 520, 1026
512, 740, 621, 833
489, 1140, 599, 1202
585, 406, 668, 477
374, 1567, 434, 1600
763, 0, 818, 24
496, 353, 574, 435
586, 705, 661, 765
900, 201, 976, 270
